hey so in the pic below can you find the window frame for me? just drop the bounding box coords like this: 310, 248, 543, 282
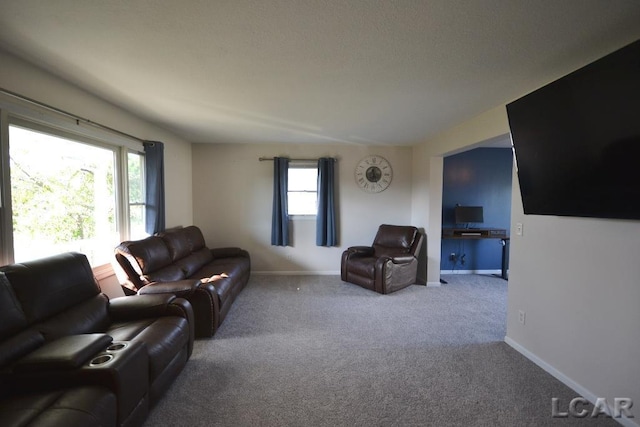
125, 150, 146, 240
0, 96, 146, 268
287, 161, 318, 218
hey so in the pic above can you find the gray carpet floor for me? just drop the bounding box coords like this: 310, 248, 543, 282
144, 274, 618, 426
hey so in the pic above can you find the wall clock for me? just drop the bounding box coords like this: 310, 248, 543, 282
355, 155, 393, 193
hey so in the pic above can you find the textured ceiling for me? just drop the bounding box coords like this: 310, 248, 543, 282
1, 1, 639, 146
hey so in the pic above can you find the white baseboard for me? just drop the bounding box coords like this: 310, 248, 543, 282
427, 281, 442, 287
504, 336, 638, 427
440, 269, 502, 275
252, 270, 340, 276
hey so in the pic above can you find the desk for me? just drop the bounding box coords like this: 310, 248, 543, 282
442, 228, 509, 280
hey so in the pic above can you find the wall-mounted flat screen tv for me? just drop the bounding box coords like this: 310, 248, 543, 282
506, 39, 640, 220
455, 206, 484, 225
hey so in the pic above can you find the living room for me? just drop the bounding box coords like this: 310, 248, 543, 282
1, 2, 639, 426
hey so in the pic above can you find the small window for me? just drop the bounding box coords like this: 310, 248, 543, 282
288, 164, 317, 216
127, 152, 146, 240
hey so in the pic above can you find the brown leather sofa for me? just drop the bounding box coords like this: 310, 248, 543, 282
0, 252, 194, 427
341, 224, 424, 294
0, 385, 118, 427
115, 225, 251, 337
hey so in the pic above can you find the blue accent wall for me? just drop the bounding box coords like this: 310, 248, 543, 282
441, 148, 513, 271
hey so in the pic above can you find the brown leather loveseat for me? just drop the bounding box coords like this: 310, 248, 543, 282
0, 252, 194, 427
115, 225, 251, 337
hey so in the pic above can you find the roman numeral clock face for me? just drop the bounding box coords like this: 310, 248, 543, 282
355, 155, 393, 193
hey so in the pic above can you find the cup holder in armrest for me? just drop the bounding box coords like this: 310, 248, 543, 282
89, 354, 114, 366
88, 341, 132, 366
106, 342, 128, 352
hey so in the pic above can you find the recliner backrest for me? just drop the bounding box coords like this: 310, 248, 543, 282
0, 253, 107, 371
116, 226, 214, 290
158, 228, 192, 262
117, 236, 173, 275
182, 226, 207, 252
0, 273, 28, 341
116, 236, 186, 286
159, 227, 213, 278
372, 224, 420, 257
0, 252, 100, 324
0, 273, 45, 370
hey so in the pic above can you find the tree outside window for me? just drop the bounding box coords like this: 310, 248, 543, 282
9, 125, 118, 265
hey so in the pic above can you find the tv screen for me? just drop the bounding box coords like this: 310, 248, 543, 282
455, 206, 484, 225
506, 39, 640, 220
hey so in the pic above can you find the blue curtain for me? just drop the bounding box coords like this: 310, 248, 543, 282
271, 157, 289, 246
316, 157, 337, 246
144, 141, 165, 235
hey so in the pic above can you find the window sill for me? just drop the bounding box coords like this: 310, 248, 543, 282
93, 263, 115, 281
289, 215, 316, 221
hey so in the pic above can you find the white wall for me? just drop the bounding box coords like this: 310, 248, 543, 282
192, 143, 414, 273
414, 105, 640, 424
0, 49, 194, 228
410, 145, 442, 285
507, 167, 640, 419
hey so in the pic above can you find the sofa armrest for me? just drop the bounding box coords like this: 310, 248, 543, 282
13, 334, 113, 373
389, 255, 416, 264
346, 246, 375, 256
210, 247, 249, 259
137, 279, 201, 298
109, 295, 193, 353
166, 297, 195, 356
108, 294, 179, 321
375, 255, 415, 269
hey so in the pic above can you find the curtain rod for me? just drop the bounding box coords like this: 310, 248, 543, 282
0, 87, 146, 143
259, 157, 338, 162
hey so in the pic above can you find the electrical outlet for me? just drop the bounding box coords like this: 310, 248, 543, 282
518, 310, 526, 325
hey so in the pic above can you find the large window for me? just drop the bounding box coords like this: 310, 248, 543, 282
288, 163, 318, 216
9, 125, 117, 264
1, 117, 146, 267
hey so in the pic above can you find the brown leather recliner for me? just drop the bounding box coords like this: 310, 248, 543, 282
341, 224, 424, 294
